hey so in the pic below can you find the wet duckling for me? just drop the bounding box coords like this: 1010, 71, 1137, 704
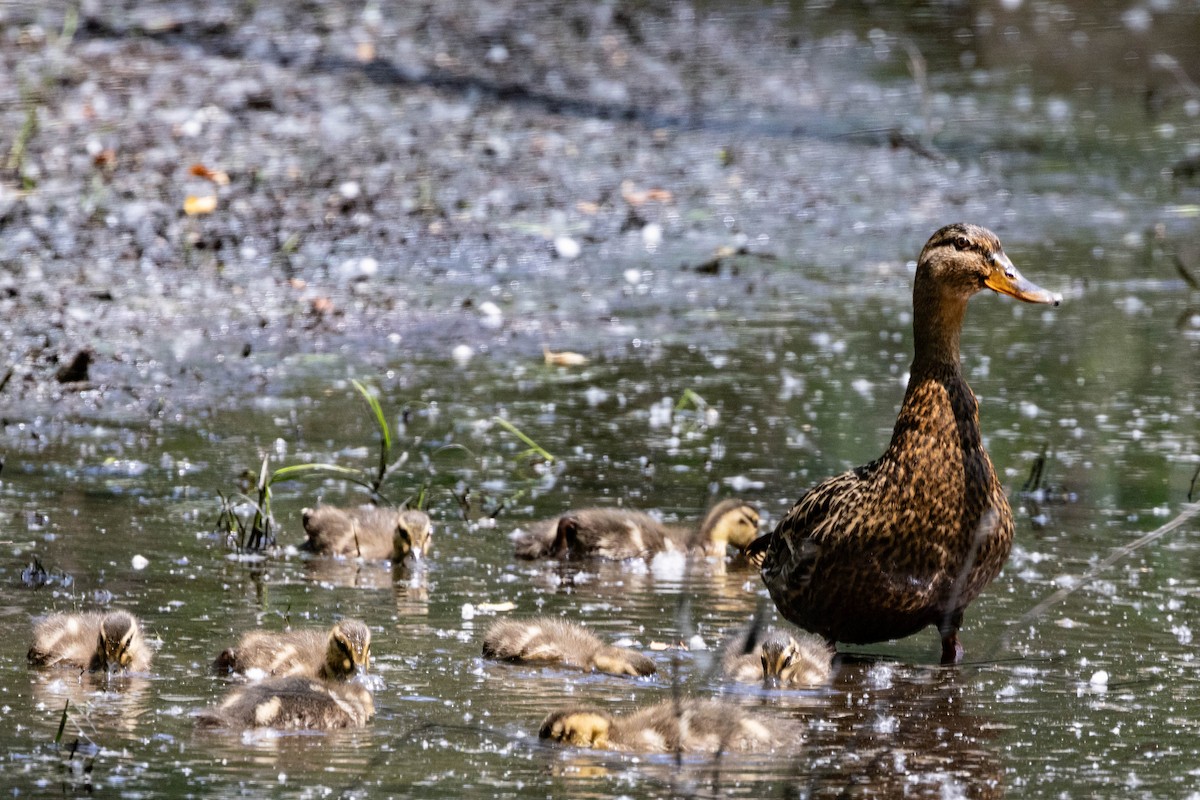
749, 223, 1061, 663
212, 619, 370, 681
196, 676, 374, 730
28, 610, 152, 673
301, 505, 432, 560
722, 627, 834, 687
539, 698, 801, 753
512, 498, 759, 560
482, 617, 655, 677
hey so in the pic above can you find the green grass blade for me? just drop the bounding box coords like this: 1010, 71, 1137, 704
352, 379, 392, 459
54, 700, 69, 744
492, 417, 555, 463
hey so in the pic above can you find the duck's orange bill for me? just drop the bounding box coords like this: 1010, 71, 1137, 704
984, 253, 1062, 306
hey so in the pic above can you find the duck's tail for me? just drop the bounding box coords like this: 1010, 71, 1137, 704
743, 532, 773, 569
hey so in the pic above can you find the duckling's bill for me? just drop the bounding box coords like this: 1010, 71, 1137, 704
984, 253, 1062, 306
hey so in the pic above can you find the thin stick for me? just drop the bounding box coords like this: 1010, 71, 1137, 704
998, 502, 1200, 654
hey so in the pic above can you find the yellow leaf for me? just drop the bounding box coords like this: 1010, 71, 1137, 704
543, 346, 588, 367
183, 194, 218, 215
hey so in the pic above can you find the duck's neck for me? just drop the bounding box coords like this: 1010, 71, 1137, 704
885, 287, 983, 458
911, 282, 967, 373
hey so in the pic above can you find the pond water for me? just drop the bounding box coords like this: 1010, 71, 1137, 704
3, 1, 1200, 798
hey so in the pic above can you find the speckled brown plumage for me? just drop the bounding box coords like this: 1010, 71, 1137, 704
511, 498, 759, 560
750, 223, 1061, 664
300, 505, 432, 560
482, 616, 656, 676
538, 698, 803, 753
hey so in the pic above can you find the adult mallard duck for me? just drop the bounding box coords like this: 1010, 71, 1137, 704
195, 676, 374, 730
539, 698, 801, 753
722, 626, 834, 687
512, 498, 759, 560
301, 505, 432, 560
748, 223, 1061, 664
212, 619, 371, 681
28, 610, 152, 673
482, 616, 656, 676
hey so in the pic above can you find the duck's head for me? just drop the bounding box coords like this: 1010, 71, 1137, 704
325, 619, 371, 679
701, 500, 761, 551
393, 509, 433, 560
917, 223, 1061, 307
539, 709, 613, 748
97, 611, 143, 671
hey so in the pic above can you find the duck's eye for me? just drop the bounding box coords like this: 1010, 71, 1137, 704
953, 236, 971, 251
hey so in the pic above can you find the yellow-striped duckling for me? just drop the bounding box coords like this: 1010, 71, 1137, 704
212, 619, 370, 681
301, 505, 432, 560
539, 698, 801, 753
748, 223, 1061, 663
28, 610, 152, 673
722, 627, 834, 687
482, 617, 655, 677
512, 498, 759, 560
196, 676, 374, 730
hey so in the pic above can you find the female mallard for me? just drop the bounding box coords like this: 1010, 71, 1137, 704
512, 498, 759, 560
482, 617, 656, 677
749, 223, 1061, 664
212, 619, 370, 681
196, 676, 374, 730
301, 505, 432, 560
28, 610, 152, 673
539, 698, 801, 753
722, 627, 834, 687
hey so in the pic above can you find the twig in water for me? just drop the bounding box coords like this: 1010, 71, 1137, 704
1189, 463, 1200, 503
996, 501, 1200, 656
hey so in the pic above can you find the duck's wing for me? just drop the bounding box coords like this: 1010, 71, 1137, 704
749, 467, 868, 575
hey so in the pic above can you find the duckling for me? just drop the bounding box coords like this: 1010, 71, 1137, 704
512, 498, 760, 560
539, 698, 801, 753
722, 627, 834, 687
748, 223, 1061, 663
482, 617, 655, 677
212, 619, 370, 681
301, 505, 432, 560
28, 610, 152, 673
195, 675, 374, 730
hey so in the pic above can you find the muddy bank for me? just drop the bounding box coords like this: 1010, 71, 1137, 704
1, 1, 1196, 424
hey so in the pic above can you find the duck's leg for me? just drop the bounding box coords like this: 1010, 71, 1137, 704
939, 611, 964, 664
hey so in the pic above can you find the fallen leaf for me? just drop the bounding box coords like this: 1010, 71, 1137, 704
543, 346, 588, 367
310, 297, 334, 315
475, 601, 517, 613
183, 194, 218, 215
189, 163, 230, 186
621, 179, 673, 206
355, 41, 376, 63
575, 200, 601, 215
287, 278, 308, 290
92, 148, 117, 168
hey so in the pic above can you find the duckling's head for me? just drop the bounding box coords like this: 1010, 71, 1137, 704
393, 509, 433, 560
325, 619, 371, 679
700, 500, 761, 551
539, 709, 613, 748
97, 611, 143, 671
760, 630, 833, 687
759, 631, 802, 688
917, 223, 1061, 308
592, 646, 658, 677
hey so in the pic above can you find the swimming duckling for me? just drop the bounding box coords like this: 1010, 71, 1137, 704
749, 223, 1062, 663
722, 627, 834, 687
482, 617, 655, 677
195, 676, 374, 730
28, 610, 152, 673
301, 505, 432, 560
512, 498, 760, 560
539, 698, 801, 753
212, 619, 370, 681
